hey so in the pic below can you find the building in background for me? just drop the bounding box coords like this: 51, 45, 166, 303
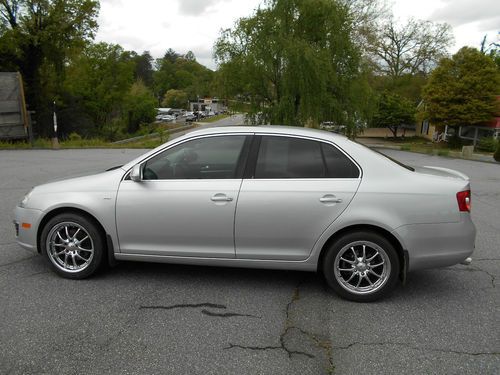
416, 96, 500, 144
189, 98, 227, 114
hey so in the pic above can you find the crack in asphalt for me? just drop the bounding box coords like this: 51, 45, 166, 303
139, 303, 226, 310
445, 266, 496, 288
225, 279, 334, 371
225, 342, 315, 359
331, 341, 499, 356
140, 303, 260, 319
201, 310, 260, 319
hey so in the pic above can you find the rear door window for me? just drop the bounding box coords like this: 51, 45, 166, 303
254, 136, 359, 179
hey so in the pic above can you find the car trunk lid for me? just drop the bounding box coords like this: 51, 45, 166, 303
413, 166, 470, 181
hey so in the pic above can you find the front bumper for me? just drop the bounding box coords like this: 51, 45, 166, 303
393, 214, 476, 271
13, 206, 43, 253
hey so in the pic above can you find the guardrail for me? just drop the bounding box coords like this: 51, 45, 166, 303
112, 123, 198, 144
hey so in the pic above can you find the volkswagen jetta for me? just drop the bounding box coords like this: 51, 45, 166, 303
13, 126, 476, 301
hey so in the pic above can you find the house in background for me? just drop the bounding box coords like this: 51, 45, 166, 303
416, 96, 500, 145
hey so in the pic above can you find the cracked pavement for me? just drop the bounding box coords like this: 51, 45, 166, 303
0, 148, 498, 374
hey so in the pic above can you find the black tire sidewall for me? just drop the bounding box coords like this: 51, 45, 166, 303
40, 213, 104, 279
323, 231, 400, 302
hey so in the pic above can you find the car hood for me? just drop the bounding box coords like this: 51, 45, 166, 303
31, 168, 125, 195
413, 166, 470, 181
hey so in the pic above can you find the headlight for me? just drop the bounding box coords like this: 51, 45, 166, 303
18, 189, 33, 208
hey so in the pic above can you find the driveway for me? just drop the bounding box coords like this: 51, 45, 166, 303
0, 145, 498, 374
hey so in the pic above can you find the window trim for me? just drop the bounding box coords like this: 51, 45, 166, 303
124, 133, 254, 181
244, 133, 362, 180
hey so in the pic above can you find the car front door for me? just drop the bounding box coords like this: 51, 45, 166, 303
235, 135, 361, 261
116, 134, 251, 258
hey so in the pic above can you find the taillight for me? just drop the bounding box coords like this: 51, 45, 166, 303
456, 190, 471, 212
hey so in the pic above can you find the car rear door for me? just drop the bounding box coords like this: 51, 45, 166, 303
116, 134, 251, 258
235, 134, 361, 261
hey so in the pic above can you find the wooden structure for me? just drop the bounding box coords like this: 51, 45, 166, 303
0, 72, 30, 140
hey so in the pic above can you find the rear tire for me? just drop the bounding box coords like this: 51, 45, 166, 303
323, 231, 400, 302
40, 213, 104, 279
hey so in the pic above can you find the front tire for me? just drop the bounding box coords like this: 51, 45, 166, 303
40, 213, 104, 279
323, 231, 400, 302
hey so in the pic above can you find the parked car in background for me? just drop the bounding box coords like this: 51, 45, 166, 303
185, 115, 196, 123
13, 126, 475, 301
161, 115, 176, 122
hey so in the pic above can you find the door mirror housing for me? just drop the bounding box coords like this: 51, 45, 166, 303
130, 164, 143, 182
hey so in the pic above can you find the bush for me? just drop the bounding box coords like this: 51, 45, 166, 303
477, 137, 498, 152
446, 133, 464, 149
494, 141, 500, 162
68, 132, 82, 141
101, 118, 126, 142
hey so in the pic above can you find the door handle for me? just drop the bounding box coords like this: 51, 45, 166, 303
320, 195, 343, 203
211, 193, 233, 202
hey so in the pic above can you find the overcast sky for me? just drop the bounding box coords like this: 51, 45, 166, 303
96, 0, 500, 70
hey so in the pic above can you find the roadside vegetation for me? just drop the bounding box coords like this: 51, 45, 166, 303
0, 137, 165, 150
198, 114, 230, 123
0, 0, 499, 152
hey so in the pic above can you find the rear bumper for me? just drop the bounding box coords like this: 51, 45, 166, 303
13, 206, 43, 253
393, 214, 476, 271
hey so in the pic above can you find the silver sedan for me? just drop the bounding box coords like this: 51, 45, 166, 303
13, 126, 476, 301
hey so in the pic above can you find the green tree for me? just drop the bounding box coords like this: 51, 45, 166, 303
0, 0, 99, 134
131, 51, 154, 88
162, 89, 188, 109
124, 80, 156, 133
214, 0, 366, 133
421, 47, 500, 128
63, 42, 135, 134
153, 48, 214, 101
372, 91, 415, 138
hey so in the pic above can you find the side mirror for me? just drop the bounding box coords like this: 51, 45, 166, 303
130, 164, 143, 182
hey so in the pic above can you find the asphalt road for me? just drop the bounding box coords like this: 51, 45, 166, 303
0, 131, 498, 374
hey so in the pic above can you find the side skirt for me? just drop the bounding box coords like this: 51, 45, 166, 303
114, 253, 317, 272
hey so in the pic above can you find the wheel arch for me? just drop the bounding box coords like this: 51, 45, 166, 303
317, 224, 407, 280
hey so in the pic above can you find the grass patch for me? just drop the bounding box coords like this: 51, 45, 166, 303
0, 137, 166, 150
198, 114, 229, 123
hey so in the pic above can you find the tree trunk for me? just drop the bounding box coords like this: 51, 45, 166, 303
389, 125, 398, 138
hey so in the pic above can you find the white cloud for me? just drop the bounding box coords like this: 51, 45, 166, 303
178, 0, 231, 16
96, 0, 262, 69
95, 0, 499, 69
429, 0, 500, 28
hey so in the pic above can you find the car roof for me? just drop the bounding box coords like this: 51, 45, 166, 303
120, 125, 372, 172
185, 125, 346, 141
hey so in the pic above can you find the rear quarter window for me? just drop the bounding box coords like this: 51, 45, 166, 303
321, 143, 360, 178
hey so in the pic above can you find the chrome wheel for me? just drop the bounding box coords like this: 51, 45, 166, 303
334, 240, 391, 295
46, 221, 94, 273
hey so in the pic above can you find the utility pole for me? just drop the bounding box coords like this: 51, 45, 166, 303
52, 100, 59, 149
